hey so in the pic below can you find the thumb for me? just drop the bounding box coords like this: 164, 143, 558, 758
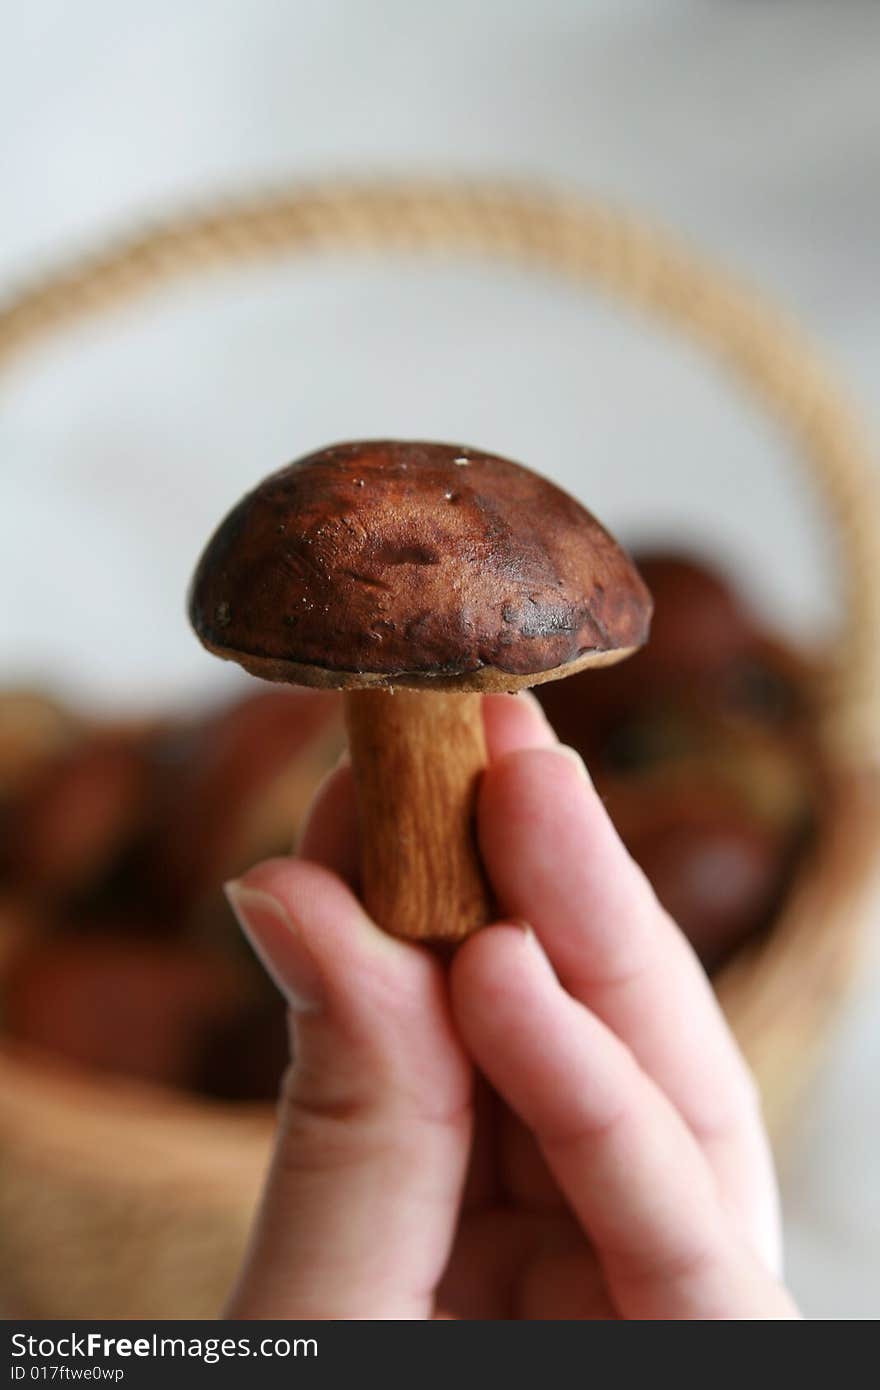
223, 858, 472, 1320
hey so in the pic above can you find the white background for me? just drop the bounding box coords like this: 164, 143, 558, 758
1, 1, 878, 1317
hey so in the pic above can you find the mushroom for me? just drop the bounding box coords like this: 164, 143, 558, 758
188, 440, 652, 942
3, 935, 249, 1090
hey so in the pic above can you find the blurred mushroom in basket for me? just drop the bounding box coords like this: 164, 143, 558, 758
141, 687, 342, 926
3, 935, 249, 1091
537, 551, 821, 972
0, 686, 343, 1101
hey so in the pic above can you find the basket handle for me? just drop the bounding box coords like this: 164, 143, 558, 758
2, 180, 877, 755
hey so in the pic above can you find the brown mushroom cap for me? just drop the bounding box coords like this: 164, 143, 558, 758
188, 441, 652, 691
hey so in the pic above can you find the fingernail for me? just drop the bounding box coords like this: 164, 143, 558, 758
508, 917, 534, 936
505, 920, 552, 970
552, 744, 593, 785
224, 881, 324, 1012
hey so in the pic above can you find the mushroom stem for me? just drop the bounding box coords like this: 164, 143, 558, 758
343, 688, 492, 942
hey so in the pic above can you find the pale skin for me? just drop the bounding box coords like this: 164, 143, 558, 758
223, 692, 801, 1320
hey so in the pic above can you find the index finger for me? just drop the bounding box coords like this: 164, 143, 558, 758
477, 746, 780, 1269
450, 924, 797, 1319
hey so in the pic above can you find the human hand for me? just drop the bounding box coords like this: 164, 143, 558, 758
223, 693, 800, 1320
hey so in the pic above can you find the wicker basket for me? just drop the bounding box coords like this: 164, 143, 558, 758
1, 181, 878, 1318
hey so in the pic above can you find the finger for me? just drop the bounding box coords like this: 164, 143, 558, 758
297, 761, 359, 883
482, 691, 557, 759
225, 857, 472, 1320
452, 927, 799, 1319
478, 746, 780, 1269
